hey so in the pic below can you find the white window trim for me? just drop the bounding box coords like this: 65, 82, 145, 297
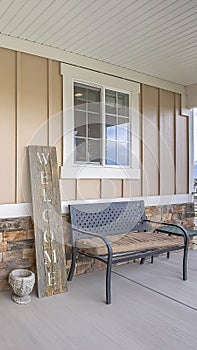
61, 63, 141, 179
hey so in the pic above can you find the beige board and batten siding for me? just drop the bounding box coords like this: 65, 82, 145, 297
141, 85, 159, 196
17, 53, 48, 203
0, 47, 189, 205
77, 179, 101, 200
159, 89, 175, 195
17, 55, 63, 203
123, 179, 142, 198
0, 48, 16, 204
141, 85, 188, 197
175, 94, 188, 194
0, 49, 62, 205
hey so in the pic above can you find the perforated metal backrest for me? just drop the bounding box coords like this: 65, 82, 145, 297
69, 200, 147, 243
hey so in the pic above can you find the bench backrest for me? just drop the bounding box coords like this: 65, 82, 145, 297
69, 200, 147, 244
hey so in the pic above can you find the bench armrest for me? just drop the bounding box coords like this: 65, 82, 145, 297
72, 225, 113, 256
143, 219, 189, 241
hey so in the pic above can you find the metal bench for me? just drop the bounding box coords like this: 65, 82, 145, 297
68, 200, 189, 304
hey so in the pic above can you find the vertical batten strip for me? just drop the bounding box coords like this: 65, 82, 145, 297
141, 84, 144, 196
176, 93, 189, 194
75, 179, 77, 200
188, 110, 194, 194
48, 60, 63, 166
159, 89, 175, 195
174, 93, 177, 195
139, 89, 142, 197
158, 88, 161, 196
100, 179, 104, 199
186, 115, 189, 193
47, 60, 50, 147
99, 179, 102, 199
16, 52, 21, 203
121, 179, 124, 198
60, 70, 63, 166
0, 48, 16, 204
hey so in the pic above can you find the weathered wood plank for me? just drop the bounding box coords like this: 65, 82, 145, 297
28, 146, 67, 297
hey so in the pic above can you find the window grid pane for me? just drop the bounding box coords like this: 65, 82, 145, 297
105, 89, 130, 166
74, 83, 130, 166
74, 83, 101, 164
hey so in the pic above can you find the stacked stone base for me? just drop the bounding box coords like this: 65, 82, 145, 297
0, 202, 195, 291
0, 217, 35, 291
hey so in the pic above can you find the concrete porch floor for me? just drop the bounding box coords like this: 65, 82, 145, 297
1, 250, 197, 350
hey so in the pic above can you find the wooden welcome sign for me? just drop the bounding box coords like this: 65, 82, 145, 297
28, 146, 67, 297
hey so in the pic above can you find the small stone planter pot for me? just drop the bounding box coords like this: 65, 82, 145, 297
8, 269, 35, 305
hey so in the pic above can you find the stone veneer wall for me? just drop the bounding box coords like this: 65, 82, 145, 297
0, 216, 35, 291
0, 202, 195, 291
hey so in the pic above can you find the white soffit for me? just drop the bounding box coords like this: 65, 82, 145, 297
0, 0, 197, 86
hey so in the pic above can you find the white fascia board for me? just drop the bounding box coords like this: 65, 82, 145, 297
0, 33, 186, 94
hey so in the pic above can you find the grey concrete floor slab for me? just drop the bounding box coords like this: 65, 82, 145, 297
0, 251, 197, 350
112, 250, 197, 309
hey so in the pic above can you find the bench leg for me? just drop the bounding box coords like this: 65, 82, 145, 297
183, 239, 189, 281
151, 256, 154, 263
106, 257, 112, 305
140, 258, 145, 264
141, 256, 154, 264
68, 247, 77, 281
167, 252, 170, 259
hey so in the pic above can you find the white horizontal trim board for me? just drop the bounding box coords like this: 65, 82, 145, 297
65, 194, 193, 212
0, 203, 32, 219
0, 194, 193, 218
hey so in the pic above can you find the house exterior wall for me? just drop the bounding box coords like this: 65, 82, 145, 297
0, 46, 193, 292
0, 47, 189, 206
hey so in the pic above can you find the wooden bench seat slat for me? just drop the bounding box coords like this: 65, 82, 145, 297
76, 231, 183, 255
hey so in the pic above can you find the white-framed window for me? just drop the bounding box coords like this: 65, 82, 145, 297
74, 81, 130, 166
61, 63, 140, 179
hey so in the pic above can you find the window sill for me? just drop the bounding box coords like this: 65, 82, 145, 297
60, 164, 140, 179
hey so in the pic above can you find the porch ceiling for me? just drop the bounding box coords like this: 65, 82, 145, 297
0, 0, 197, 86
